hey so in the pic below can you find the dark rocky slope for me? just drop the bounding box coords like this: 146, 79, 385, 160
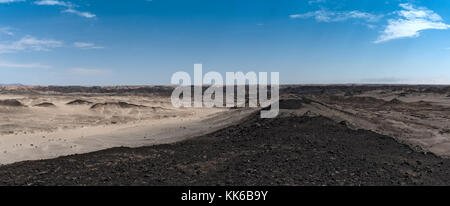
1, 113, 450, 186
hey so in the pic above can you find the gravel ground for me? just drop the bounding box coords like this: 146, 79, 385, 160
1, 113, 450, 186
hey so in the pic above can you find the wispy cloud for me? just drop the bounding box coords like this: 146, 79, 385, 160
0, 62, 52, 69
375, 3, 450, 43
0, 35, 63, 54
69, 68, 112, 75
34, 0, 96, 18
73, 42, 104, 49
290, 9, 383, 23
308, 0, 325, 5
360, 77, 408, 84
34, 0, 69, 6
0, 27, 14, 36
0, 0, 25, 3
63, 8, 96, 18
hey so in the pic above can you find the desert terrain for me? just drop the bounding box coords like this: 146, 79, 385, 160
282, 85, 450, 157
1, 85, 450, 185
0, 86, 255, 164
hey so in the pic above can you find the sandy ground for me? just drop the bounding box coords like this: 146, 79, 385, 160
0, 93, 255, 165
2, 85, 450, 185
2, 111, 450, 186
280, 87, 450, 157
2, 85, 450, 165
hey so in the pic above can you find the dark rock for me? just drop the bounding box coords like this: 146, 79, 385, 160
34, 102, 56, 107
66, 99, 93, 105
0, 99, 24, 107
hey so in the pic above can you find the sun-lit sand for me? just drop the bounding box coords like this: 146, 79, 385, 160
3, 85, 450, 166
0, 91, 256, 165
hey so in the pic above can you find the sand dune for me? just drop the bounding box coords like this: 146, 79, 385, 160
0, 89, 255, 165
66, 99, 93, 105
2, 85, 450, 167
34, 102, 56, 107
0, 99, 24, 107
90, 102, 147, 109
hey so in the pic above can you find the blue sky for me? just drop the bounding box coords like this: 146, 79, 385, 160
0, 0, 450, 85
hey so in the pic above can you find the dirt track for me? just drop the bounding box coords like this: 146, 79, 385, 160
1, 112, 450, 186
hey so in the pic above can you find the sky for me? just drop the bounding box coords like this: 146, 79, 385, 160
0, 0, 450, 85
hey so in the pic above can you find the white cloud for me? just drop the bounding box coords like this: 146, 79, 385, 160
34, 0, 95, 19
63, 8, 96, 18
0, 0, 25, 3
290, 10, 382, 23
0, 35, 63, 54
34, 0, 69, 6
0, 62, 52, 69
73, 42, 104, 49
308, 0, 325, 5
375, 3, 450, 43
69, 68, 112, 75
0, 27, 14, 36
397, 3, 442, 21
